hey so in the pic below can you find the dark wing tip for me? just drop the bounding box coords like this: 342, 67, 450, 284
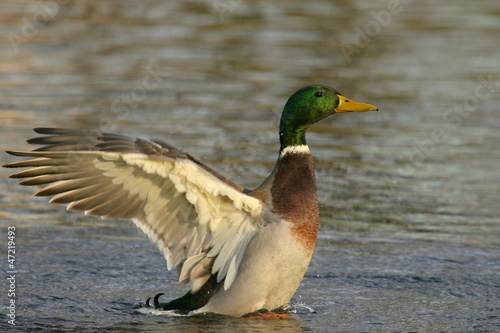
5, 150, 16, 157
34, 128, 71, 135
4, 150, 31, 162
33, 128, 99, 135
6, 128, 173, 158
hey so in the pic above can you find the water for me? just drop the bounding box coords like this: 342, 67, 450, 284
1, 0, 499, 331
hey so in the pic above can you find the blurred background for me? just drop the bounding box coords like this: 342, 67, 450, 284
1, 0, 499, 332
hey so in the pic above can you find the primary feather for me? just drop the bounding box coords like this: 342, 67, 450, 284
5, 128, 264, 293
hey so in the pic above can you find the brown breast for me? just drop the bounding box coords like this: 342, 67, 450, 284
269, 152, 319, 252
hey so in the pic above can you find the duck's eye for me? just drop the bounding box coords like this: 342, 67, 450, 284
314, 91, 324, 98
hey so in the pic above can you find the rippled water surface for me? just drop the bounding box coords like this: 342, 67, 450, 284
1, 0, 499, 332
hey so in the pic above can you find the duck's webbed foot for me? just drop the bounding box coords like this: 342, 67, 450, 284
242, 308, 292, 320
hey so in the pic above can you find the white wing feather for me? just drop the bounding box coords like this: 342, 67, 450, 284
6, 143, 265, 293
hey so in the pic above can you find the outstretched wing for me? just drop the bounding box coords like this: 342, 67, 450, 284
4, 128, 265, 292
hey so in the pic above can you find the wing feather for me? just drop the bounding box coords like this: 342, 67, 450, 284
4, 128, 265, 292
36, 176, 110, 196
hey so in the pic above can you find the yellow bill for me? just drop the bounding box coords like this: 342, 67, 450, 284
335, 94, 378, 113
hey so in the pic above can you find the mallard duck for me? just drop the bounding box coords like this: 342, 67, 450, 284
4, 85, 377, 318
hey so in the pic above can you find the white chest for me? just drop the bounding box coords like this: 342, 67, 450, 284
196, 220, 314, 316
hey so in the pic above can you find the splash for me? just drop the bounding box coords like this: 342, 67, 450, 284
284, 302, 316, 314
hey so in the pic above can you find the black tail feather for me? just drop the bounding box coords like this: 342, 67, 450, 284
152, 275, 221, 312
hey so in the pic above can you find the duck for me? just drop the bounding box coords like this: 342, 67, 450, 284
4, 85, 377, 318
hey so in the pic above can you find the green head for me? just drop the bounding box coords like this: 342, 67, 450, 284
279, 85, 378, 151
